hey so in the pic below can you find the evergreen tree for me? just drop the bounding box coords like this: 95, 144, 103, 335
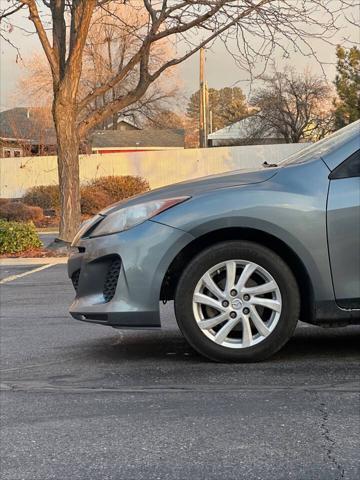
334, 46, 360, 128
186, 87, 248, 132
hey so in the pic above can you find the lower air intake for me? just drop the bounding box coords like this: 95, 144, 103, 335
71, 269, 80, 293
103, 258, 121, 302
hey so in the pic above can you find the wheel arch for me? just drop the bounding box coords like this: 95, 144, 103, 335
160, 227, 315, 323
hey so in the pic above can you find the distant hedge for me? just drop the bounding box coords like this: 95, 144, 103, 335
0, 201, 43, 223
80, 187, 112, 215
87, 175, 150, 202
22, 175, 150, 216
22, 185, 60, 211
0, 220, 42, 254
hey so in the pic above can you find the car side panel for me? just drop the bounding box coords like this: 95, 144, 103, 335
155, 159, 334, 303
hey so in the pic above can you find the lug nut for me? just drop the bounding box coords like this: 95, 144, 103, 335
230, 289, 237, 297
222, 300, 229, 308
243, 294, 250, 301
230, 311, 237, 319
243, 307, 250, 315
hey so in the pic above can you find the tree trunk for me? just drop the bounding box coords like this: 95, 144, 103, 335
53, 98, 81, 243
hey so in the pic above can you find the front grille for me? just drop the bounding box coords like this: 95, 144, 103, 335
71, 269, 80, 293
103, 258, 121, 302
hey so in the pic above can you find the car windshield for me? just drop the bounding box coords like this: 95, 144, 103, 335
279, 120, 360, 167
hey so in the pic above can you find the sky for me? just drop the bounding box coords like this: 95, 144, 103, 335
1, 3, 359, 112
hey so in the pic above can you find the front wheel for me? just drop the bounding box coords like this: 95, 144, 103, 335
174, 241, 300, 362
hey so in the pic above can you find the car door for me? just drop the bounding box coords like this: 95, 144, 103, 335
327, 149, 360, 309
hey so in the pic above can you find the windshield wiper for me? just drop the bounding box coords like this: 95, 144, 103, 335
262, 161, 278, 168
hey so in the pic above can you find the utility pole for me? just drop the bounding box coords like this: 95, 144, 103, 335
199, 48, 208, 148
205, 80, 210, 135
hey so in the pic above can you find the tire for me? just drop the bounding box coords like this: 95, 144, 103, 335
174, 241, 300, 362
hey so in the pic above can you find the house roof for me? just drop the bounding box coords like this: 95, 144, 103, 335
0, 107, 57, 145
91, 128, 185, 149
208, 114, 284, 141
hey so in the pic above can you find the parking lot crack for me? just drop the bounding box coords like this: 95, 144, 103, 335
0, 381, 359, 394
319, 401, 345, 480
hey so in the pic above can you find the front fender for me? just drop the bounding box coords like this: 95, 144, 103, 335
155, 160, 333, 302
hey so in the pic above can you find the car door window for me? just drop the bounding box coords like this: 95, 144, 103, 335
329, 149, 360, 179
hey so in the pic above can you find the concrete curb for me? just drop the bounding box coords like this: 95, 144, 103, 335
0, 257, 68, 266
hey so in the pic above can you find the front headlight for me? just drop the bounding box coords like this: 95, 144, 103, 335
71, 214, 103, 246
90, 196, 189, 237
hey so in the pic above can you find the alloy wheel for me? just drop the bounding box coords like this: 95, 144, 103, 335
192, 260, 282, 349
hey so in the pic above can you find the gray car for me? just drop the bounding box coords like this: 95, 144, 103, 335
68, 120, 360, 362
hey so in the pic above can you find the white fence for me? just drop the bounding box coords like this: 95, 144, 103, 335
0, 143, 306, 198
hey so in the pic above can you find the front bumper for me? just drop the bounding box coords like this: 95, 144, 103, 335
68, 220, 193, 328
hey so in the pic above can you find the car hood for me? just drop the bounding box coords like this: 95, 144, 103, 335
102, 166, 279, 215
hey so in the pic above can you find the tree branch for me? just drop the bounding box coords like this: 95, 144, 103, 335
78, 0, 275, 112
77, 48, 144, 112
51, 0, 66, 79
19, 0, 59, 81
0, 3, 25, 19
150, 0, 275, 83
67, 1, 96, 69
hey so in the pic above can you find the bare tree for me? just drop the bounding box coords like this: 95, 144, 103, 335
16, 20, 180, 129
15, 54, 54, 107
251, 69, 335, 143
1, 1, 357, 241
81, 3, 181, 129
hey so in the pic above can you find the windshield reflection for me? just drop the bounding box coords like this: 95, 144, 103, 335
280, 120, 360, 166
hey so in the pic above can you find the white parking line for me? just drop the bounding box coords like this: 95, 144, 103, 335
0, 264, 56, 285
0, 257, 68, 266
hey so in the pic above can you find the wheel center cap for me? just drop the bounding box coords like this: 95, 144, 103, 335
231, 298, 242, 310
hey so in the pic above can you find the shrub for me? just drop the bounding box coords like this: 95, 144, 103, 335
88, 175, 150, 203
80, 186, 112, 215
0, 220, 42, 254
21, 176, 149, 214
23, 185, 60, 211
0, 201, 44, 223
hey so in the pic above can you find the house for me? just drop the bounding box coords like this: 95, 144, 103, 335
0, 107, 57, 157
208, 115, 286, 147
0, 108, 185, 157
91, 128, 185, 154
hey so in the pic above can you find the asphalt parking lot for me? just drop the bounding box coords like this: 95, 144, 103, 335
39, 233, 58, 248
0, 263, 359, 480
